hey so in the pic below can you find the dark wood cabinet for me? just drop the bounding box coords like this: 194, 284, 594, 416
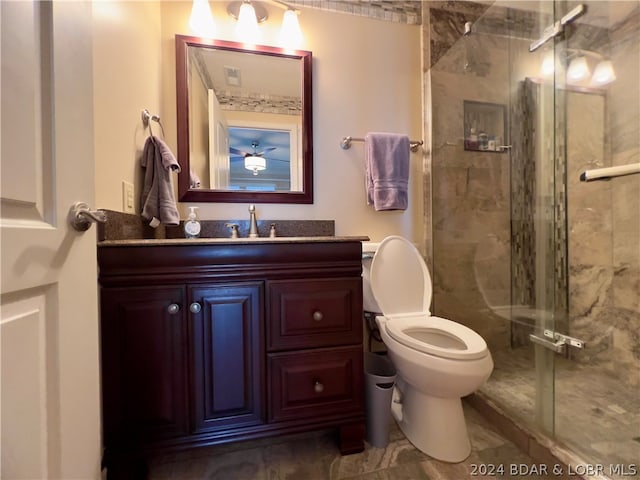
98, 239, 365, 476
100, 286, 190, 446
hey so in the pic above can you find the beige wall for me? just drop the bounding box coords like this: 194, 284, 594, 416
93, 1, 163, 215
93, 1, 423, 243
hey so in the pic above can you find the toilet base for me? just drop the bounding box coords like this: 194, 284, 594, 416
392, 384, 471, 463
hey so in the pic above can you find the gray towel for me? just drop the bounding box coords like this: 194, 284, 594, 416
140, 136, 181, 227
365, 133, 410, 211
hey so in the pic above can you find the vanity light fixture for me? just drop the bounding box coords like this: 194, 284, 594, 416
244, 155, 267, 175
227, 0, 302, 48
540, 48, 616, 87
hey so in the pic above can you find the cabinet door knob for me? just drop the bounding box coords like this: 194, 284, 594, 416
190, 302, 202, 314
312, 310, 323, 322
314, 381, 324, 393
167, 303, 180, 315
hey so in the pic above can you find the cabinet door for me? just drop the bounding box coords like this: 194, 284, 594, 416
190, 283, 264, 433
100, 286, 189, 447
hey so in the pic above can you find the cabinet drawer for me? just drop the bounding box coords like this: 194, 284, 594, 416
268, 346, 364, 423
267, 278, 362, 351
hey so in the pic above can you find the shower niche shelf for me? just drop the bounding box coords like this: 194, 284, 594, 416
463, 100, 507, 152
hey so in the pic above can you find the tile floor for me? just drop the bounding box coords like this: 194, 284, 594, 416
148, 402, 557, 480
484, 347, 640, 479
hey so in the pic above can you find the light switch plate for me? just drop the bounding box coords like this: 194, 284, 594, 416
122, 181, 135, 214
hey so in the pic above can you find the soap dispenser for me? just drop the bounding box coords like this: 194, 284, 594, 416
184, 206, 201, 239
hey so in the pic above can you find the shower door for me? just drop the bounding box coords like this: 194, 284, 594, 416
550, 1, 640, 472
509, 0, 640, 470
429, 1, 639, 469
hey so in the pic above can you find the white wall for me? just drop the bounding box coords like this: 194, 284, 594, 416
94, 1, 423, 244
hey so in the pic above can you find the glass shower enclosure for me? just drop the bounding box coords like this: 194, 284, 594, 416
429, 0, 639, 474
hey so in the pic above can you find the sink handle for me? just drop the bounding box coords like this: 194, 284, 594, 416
225, 223, 239, 239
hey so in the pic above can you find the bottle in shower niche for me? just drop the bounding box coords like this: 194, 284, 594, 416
184, 206, 201, 239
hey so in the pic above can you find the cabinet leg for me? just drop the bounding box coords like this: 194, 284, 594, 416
338, 421, 365, 455
105, 453, 148, 480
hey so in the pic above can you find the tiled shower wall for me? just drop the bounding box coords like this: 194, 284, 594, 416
425, 1, 640, 379
425, 1, 513, 352
568, 7, 640, 384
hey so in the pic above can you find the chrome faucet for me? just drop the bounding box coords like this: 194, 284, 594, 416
248, 204, 259, 238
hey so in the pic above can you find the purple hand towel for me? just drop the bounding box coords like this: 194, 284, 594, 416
365, 133, 410, 211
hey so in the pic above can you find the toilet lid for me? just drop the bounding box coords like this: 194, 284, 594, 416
370, 236, 432, 317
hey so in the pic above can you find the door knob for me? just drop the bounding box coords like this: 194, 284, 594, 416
190, 302, 202, 313
69, 202, 107, 231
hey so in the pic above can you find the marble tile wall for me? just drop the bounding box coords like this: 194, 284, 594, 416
568, 6, 640, 384
288, 0, 422, 24
425, 1, 514, 352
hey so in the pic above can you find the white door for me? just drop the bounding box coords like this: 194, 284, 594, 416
208, 89, 230, 189
1, 2, 101, 479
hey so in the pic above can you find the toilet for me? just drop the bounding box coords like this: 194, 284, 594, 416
362, 236, 493, 463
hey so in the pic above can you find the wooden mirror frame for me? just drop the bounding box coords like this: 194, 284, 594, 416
175, 35, 313, 204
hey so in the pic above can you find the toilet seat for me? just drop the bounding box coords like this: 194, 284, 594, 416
370, 236, 488, 360
385, 315, 488, 360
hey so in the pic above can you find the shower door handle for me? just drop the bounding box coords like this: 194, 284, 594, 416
529, 333, 566, 354
529, 330, 585, 356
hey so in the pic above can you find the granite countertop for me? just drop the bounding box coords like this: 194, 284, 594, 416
98, 236, 370, 247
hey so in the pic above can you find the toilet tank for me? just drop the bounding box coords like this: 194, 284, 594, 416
361, 242, 381, 313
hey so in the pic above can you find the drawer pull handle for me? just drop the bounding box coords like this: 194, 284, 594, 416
314, 381, 324, 393
167, 303, 180, 315
312, 310, 323, 322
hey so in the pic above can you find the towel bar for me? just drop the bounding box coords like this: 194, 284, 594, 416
340, 136, 423, 153
580, 162, 640, 181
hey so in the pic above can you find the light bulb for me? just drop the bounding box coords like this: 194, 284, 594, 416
591, 60, 616, 86
189, 0, 215, 37
237, 2, 260, 44
541, 50, 555, 77
567, 56, 590, 83
279, 9, 302, 48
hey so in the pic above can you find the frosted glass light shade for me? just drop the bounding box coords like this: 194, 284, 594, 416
189, 0, 215, 37
237, 2, 260, 44
279, 9, 302, 48
245, 156, 266, 175
567, 56, 590, 83
591, 60, 616, 86
540, 51, 555, 77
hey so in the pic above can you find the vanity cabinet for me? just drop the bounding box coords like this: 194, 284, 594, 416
98, 239, 366, 477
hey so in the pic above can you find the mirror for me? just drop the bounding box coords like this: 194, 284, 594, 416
175, 35, 313, 203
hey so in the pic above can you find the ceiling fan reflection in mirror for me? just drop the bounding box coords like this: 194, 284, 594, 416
230, 141, 277, 175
